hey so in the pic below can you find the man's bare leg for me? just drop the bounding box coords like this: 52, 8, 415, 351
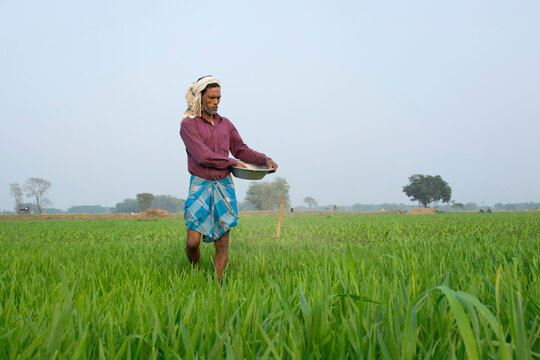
213, 230, 230, 282
186, 229, 201, 267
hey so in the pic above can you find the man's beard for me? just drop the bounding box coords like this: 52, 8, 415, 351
203, 105, 218, 115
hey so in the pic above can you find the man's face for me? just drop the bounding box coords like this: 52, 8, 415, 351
201, 86, 221, 115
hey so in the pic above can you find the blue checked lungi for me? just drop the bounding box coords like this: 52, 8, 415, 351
184, 175, 239, 242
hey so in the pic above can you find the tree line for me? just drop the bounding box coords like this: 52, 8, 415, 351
6, 175, 539, 215
5, 176, 292, 214
113, 194, 186, 214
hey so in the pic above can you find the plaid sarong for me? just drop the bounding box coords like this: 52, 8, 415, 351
184, 175, 238, 242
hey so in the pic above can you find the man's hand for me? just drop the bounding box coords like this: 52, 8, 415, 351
266, 158, 278, 173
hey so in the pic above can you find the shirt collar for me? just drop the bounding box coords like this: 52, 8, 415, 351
198, 113, 221, 125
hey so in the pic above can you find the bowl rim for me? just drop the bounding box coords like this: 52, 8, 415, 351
231, 166, 271, 173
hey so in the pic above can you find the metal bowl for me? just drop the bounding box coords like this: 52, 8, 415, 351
231, 162, 272, 180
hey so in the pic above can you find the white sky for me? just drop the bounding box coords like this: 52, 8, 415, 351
1, 0, 539, 211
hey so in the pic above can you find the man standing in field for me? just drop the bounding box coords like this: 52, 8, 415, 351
179, 75, 278, 281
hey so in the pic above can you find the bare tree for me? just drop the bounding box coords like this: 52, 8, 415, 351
9, 183, 24, 212
23, 178, 52, 214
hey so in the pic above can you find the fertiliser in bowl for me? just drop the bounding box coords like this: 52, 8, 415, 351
231, 162, 272, 180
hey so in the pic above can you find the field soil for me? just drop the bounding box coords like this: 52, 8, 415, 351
0, 209, 179, 221
138, 209, 172, 218
407, 207, 439, 214
1, 209, 412, 221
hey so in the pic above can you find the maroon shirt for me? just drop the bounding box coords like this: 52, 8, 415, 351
180, 114, 268, 180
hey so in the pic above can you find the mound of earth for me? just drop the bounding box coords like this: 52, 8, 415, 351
139, 209, 171, 218
407, 207, 439, 215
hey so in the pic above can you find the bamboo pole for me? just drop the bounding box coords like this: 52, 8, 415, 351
276, 200, 285, 243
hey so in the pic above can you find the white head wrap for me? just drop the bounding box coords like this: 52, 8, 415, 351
180, 76, 221, 124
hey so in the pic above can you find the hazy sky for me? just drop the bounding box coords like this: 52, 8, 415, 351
1, 0, 539, 211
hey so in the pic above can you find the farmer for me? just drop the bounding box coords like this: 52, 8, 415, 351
179, 75, 278, 281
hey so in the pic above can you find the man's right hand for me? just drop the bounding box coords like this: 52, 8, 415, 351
235, 162, 248, 168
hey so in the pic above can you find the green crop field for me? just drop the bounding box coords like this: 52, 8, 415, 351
1, 212, 539, 359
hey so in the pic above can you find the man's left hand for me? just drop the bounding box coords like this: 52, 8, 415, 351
266, 158, 278, 173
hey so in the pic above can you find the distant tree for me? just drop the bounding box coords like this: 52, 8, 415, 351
245, 177, 290, 210
451, 201, 465, 210
463, 202, 478, 211
304, 196, 318, 210
22, 178, 52, 214
402, 174, 451, 208
114, 198, 140, 213
493, 202, 540, 211
136, 193, 155, 212
151, 195, 185, 213
9, 183, 24, 212
42, 208, 64, 214
351, 203, 379, 212
349, 203, 414, 212
504, 203, 517, 211
494, 203, 504, 211
67, 205, 113, 214
237, 201, 255, 212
